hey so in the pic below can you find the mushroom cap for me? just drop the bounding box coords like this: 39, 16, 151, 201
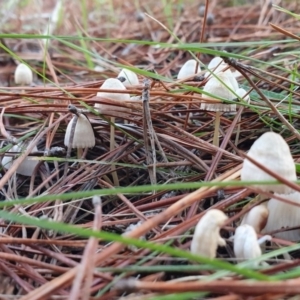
64, 114, 95, 149
190, 209, 228, 258
118, 68, 139, 86
241, 203, 269, 233
1, 144, 39, 176
205, 57, 226, 78
177, 59, 201, 80
95, 78, 130, 112
14, 63, 33, 85
200, 72, 236, 111
234, 224, 261, 261
262, 192, 300, 241
235, 88, 250, 103
241, 132, 296, 194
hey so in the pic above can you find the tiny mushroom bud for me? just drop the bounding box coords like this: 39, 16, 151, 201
1, 143, 39, 176
235, 88, 250, 103
191, 209, 228, 259
241, 132, 296, 194
234, 224, 262, 263
95, 78, 130, 113
14, 63, 33, 86
117, 68, 139, 87
262, 191, 300, 241
241, 203, 269, 234
177, 59, 201, 80
64, 113, 95, 149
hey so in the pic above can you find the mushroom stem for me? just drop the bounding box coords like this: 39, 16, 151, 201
110, 116, 119, 186
213, 111, 221, 147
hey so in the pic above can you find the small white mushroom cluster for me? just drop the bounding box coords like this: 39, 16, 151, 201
176, 56, 250, 147
241, 131, 300, 241
190, 209, 228, 258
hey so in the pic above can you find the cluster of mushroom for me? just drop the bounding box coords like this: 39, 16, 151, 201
241, 131, 300, 241
190, 209, 263, 263
1, 63, 140, 177
190, 131, 299, 263
177, 57, 250, 146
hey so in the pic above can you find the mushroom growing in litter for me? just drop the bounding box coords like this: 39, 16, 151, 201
191, 209, 228, 258
177, 59, 201, 80
241, 202, 269, 234
234, 224, 262, 263
1, 143, 39, 176
200, 72, 237, 147
241, 131, 296, 194
117, 68, 139, 87
64, 104, 95, 159
262, 191, 300, 241
14, 63, 33, 86
96, 78, 130, 186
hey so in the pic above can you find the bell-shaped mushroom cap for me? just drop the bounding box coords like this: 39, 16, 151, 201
241, 203, 269, 234
205, 57, 226, 78
262, 192, 300, 241
1, 143, 39, 176
200, 72, 236, 112
177, 59, 201, 80
14, 63, 33, 85
235, 88, 250, 103
205, 57, 239, 91
234, 224, 262, 261
95, 78, 130, 112
190, 209, 228, 258
64, 113, 95, 149
241, 132, 296, 194
118, 68, 139, 86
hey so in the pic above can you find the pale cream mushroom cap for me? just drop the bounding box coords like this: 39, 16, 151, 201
177, 59, 201, 80
14, 63, 33, 85
235, 88, 250, 103
1, 144, 39, 176
241, 203, 269, 233
95, 78, 130, 112
200, 72, 236, 112
241, 132, 296, 194
205, 57, 239, 91
118, 68, 139, 86
64, 114, 95, 149
234, 224, 262, 261
262, 192, 300, 241
205, 57, 227, 78
190, 209, 228, 258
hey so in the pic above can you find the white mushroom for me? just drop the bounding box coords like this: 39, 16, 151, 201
200, 72, 237, 147
95, 78, 130, 113
64, 113, 95, 149
241, 203, 269, 234
14, 63, 33, 86
262, 192, 300, 241
234, 224, 262, 263
177, 59, 201, 80
241, 132, 296, 194
205, 57, 239, 92
235, 88, 250, 104
1, 143, 39, 176
95, 78, 130, 186
117, 68, 139, 86
191, 209, 228, 258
